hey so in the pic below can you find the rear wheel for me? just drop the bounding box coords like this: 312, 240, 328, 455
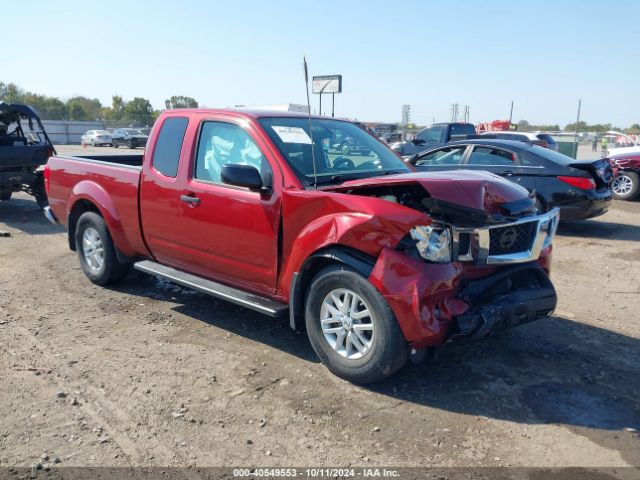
612, 171, 640, 200
75, 212, 130, 285
305, 265, 408, 384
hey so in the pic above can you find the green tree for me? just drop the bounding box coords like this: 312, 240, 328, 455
0, 82, 24, 103
66, 96, 102, 121
123, 97, 154, 125
165, 95, 198, 109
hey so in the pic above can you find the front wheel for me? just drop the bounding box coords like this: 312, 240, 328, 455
305, 265, 408, 384
75, 212, 130, 285
612, 171, 640, 200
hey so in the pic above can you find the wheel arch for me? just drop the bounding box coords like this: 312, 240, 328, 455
288, 245, 376, 331
67, 184, 135, 261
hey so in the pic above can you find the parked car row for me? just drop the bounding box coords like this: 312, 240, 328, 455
80, 128, 149, 149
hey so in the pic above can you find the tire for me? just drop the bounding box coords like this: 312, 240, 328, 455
305, 265, 408, 384
612, 171, 640, 200
113, 142, 118, 148
90, 139, 95, 147
75, 212, 130, 285
340, 144, 351, 155
128, 140, 135, 149
0, 190, 11, 201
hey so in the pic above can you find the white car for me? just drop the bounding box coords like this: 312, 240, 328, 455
80, 130, 113, 146
480, 131, 559, 151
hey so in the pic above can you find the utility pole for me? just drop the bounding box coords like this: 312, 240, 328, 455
508, 100, 514, 124
574, 99, 582, 159
401, 105, 411, 141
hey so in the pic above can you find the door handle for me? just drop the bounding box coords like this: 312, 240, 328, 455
180, 194, 201, 205
503, 170, 515, 176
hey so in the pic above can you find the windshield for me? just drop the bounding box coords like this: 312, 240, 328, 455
124, 128, 142, 135
257, 117, 410, 186
96, 130, 111, 135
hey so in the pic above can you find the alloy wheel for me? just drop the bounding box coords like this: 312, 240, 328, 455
320, 288, 374, 360
82, 227, 105, 272
612, 174, 633, 196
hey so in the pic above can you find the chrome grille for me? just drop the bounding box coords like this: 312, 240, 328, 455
452, 208, 560, 266
488, 222, 537, 255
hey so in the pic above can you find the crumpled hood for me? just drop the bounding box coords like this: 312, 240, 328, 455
322, 170, 533, 215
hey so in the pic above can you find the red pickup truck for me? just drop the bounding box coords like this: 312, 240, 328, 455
44, 109, 559, 384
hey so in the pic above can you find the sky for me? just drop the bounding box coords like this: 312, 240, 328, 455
4, 0, 640, 127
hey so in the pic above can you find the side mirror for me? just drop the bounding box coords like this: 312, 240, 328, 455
221, 164, 266, 192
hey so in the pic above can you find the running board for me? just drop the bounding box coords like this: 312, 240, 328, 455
133, 260, 289, 318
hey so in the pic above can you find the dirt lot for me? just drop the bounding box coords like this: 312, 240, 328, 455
1, 147, 639, 472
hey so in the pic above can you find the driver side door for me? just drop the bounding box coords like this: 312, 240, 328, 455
177, 119, 282, 294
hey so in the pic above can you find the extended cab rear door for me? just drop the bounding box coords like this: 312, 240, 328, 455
139, 116, 190, 268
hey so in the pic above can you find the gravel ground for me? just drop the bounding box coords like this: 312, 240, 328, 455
0, 145, 639, 473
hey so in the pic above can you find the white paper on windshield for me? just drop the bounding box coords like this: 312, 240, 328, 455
271, 126, 312, 144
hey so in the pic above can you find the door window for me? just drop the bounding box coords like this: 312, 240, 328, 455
468, 146, 516, 166
152, 117, 189, 177
415, 146, 467, 166
194, 121, 270, 185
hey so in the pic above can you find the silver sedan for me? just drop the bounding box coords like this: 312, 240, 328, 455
80, 130, 113, 146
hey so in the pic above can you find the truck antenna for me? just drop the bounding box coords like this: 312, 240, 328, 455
303, 56, 318, 189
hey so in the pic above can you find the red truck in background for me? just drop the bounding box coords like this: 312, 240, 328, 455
43, 109, 560, 384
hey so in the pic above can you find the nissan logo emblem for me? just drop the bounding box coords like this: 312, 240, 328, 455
498, 228, 518, 249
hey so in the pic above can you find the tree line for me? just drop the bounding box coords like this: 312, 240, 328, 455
0, 82, 198, 126
517, 119, 639, 134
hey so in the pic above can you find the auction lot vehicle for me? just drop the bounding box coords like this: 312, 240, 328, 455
410, 139, 613, 221
44, 109, 559, 384
81, 130, 113, 147
390, 122, 477, 157
0, 102, 55, 206
112, 128, 148, 149
607, 152, 640, 200
480, 130, 559, 151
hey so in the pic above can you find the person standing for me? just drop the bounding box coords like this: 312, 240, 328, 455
592, 136, 598, 152
601, 137, 609, 153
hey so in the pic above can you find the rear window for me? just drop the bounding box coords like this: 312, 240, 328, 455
450, 124, 476, 136
529, 145, 574, 165
152, 117, 189, 177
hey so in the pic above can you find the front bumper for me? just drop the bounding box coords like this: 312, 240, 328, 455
447, 263, 557, 343
368, 247, 555, 348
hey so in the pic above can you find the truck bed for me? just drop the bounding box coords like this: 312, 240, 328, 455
46, 154, 148, 258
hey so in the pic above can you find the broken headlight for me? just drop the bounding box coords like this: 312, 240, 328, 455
410, 225, 452, 263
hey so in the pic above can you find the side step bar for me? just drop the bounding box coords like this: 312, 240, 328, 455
133, 260, 289, 318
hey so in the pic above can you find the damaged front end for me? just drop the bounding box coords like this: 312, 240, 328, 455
321, 171, 560, 348
447, 263, 557, 344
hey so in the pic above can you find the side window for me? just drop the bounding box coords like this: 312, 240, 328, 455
194, 121, 270, 185
415, 146, 467, 166
152, 117, 189, 178
468, 147, 516, 166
